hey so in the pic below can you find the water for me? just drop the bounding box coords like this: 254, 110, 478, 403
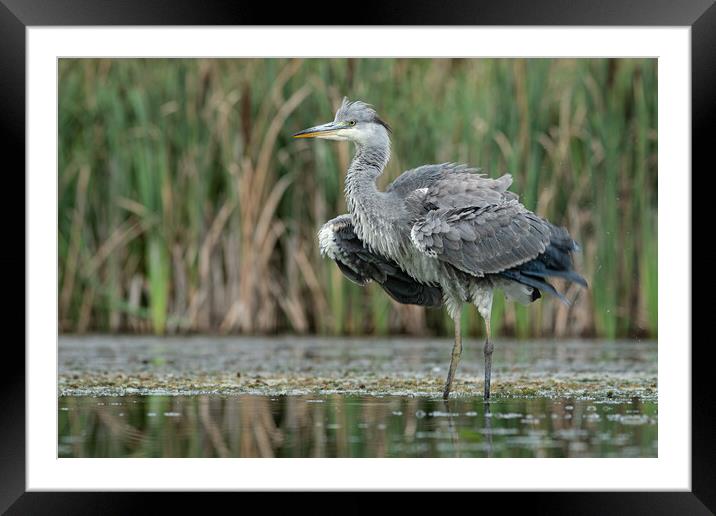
58, 395, 657, 458
59, 336, 657, 457
58, 336, 657, 399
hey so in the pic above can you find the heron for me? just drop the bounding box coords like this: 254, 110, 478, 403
294, 97, 587, 400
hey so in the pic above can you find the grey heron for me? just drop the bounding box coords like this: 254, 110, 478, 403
295, 98, 587, 399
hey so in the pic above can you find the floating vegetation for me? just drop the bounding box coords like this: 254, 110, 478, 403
58, 336, 657, 402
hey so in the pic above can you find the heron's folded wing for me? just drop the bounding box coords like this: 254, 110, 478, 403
409, 201, 552, 276
388, 163, 518, 209
321, 215, 443, 307
422, 172, 518, 208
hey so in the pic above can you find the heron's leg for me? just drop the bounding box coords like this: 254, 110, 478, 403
483, 318, 493, 400
442, 314, 462, 400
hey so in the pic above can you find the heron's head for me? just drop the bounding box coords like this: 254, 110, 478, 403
293, 97, 391, 147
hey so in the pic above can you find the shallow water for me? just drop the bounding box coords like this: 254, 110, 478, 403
59, 337, 657, 457
59, 336, 657, 399
59, 394, 657, 458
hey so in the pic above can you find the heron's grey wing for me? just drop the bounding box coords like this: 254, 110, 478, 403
319, 215, 443, 307
387, 163, 517, 208
409, 200, 552, 276
421, 172, 517, 209
386, 163, 470, 196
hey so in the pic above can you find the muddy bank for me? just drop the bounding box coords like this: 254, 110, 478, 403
59, 336, 657, 400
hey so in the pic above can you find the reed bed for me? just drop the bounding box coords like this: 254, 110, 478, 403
58, 58, 657, 338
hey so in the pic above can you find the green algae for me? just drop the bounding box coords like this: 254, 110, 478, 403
58, 336, 657, 401
58, 371, 656, 401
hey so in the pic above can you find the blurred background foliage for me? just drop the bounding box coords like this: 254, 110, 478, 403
58, 58, 657, 339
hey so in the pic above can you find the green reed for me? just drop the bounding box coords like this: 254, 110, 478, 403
58, 58, 657, 338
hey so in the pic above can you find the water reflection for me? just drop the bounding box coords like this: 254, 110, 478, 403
59, 395, 657, 458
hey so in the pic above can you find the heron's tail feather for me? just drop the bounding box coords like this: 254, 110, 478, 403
519, 266, 588, 288
498, 269, 572, 306
498, 224, 587, 305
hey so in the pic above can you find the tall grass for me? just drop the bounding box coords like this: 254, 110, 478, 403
58, 58, 657, 338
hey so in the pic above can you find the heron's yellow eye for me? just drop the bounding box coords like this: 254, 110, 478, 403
348, 120, 356, 126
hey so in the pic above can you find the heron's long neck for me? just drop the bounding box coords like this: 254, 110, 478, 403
345, 141, 396, 253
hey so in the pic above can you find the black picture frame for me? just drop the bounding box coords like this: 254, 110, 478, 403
3, 0, 711, 512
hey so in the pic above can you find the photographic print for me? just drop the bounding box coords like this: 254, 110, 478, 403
57, 57, 657, 459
